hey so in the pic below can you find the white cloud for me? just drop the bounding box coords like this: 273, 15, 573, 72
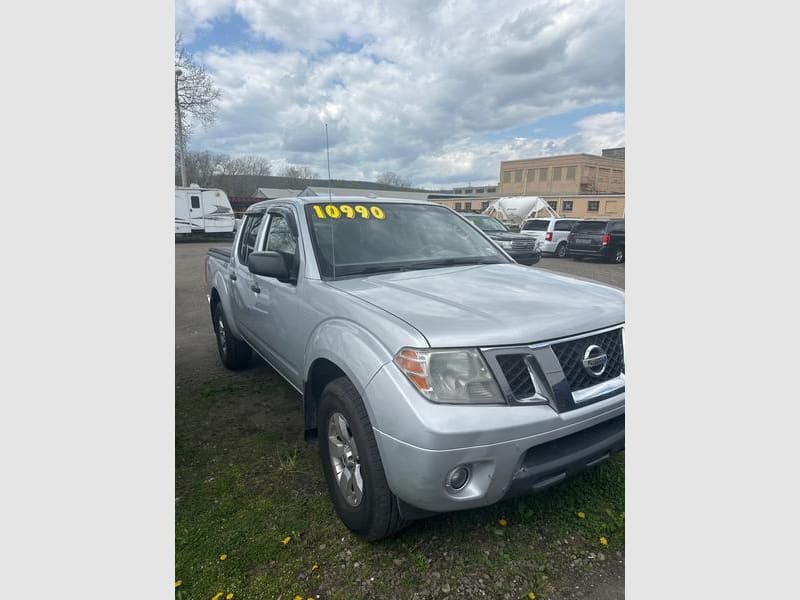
178, 0, 624, 187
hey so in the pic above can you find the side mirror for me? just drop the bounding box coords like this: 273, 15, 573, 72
233, 218, 242, 232
248, 251, 289, 281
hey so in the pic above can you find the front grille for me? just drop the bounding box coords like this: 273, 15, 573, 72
495, 354, 535, 399
551, 328, 624, 392
511, 239, 537, 251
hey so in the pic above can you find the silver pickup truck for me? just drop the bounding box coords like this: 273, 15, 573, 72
205, 197, 625, 541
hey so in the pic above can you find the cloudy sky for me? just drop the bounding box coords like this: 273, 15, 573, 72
177, 0, 624, 189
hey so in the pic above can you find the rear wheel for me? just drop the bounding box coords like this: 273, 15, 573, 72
212, 302, 251, 370
555, 242, 568, 258
319, 377, 408, 541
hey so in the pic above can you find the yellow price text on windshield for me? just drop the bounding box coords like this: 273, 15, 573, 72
311, 204, 386, 220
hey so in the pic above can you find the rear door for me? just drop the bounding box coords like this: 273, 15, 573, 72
188, 192, 204, 231
570, 220, 608, 250
231, 211, 267, 338
520, 219, 550, 244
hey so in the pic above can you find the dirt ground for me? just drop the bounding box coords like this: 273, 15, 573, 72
176, 241, 625, 599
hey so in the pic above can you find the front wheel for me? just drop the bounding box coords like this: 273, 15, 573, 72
319, 377, 408, 541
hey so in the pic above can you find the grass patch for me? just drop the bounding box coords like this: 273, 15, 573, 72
176, 374, 624, 599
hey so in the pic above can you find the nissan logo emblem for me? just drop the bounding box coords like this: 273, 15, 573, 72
582, 344, 608, 377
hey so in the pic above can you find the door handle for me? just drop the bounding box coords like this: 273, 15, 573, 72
230, 273, 237, 282
250, 284, 261, 294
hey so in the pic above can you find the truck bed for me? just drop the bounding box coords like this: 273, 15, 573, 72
208, 247, 232, 262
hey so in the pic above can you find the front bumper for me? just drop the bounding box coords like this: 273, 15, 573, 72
507, 250, 541, 265
365, 361, 625, 515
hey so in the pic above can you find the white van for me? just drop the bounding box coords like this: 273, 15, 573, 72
520, 218, 582, 257
175, 186, 235, 235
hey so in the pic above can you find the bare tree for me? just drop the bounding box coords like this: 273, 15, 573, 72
223, 155, 273, 176
178, 151, 229, 187
175, 34, 222, 184
376, 171, 412, 188
281, 165, 319, 180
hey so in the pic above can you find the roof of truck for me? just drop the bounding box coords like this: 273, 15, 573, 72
244, 195, 440, 214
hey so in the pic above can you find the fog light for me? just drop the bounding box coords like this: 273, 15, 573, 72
446, 466, 470, 491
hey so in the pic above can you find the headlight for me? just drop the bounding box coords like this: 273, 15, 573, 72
393, 348, 504, 404
498, 240, 513, 249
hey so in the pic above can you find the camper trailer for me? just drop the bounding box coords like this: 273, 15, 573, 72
175, 186, 235, 235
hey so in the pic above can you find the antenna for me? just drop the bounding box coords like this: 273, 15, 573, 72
325, 123, 336, 280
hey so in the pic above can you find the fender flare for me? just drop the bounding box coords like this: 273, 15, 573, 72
302, 318, 393, 437
209, 270, 245, 341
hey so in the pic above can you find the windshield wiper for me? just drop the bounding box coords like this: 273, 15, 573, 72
403, 257, 503, 270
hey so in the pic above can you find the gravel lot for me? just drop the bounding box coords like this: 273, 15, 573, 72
176, 240, 625, 599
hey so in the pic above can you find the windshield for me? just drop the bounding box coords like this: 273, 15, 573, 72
305, 202, 509, 278
521, 219, 549, 231
463, 214, 509, 232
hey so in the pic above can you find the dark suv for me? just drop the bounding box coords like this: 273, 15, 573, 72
461, 213, 541, 265
567, 218, 625, 263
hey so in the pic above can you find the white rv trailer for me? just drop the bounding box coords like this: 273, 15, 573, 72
175, 185, 235, 235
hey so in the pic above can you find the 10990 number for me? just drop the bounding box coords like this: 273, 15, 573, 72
311, 204, 386, 220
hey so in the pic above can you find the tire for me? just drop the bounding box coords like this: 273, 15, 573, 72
319, 377, 408, 541
555, 242, 568, 258
212, 302, 251, 370
612, 247, 625, 264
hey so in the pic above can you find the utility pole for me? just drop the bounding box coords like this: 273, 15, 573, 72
175, 69, 187, 187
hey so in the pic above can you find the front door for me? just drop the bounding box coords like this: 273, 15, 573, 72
248, 211, 304, 387
189, 193, 204, 231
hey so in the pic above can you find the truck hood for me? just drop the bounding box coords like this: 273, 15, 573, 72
327, 263, 624, 348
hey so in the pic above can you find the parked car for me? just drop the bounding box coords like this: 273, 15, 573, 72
460, 213, 541, 265
567, 219, 625, 263
519, 217, 582, 258
205, 197, 625, 541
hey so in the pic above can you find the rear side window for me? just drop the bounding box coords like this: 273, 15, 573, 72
554, 220, 576, 231
522, 220, 549, 231
611, 221, 625, 233
237, 213, 265, 264
573, 221, 607, 234
190, 195, 200, 209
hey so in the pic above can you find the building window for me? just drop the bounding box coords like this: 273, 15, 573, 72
547, 200, 558, 211
464, 188, 473, 194
454, 202, 462, 211
588, 200, 600, 212
476, 188, 484, 193
514, 170, 522, 183
566, 166, 576, 180
465, 201, 472, 210
562, 200, 573, 212
527, 168, 537, 180
502, 171, 511, 184
487, 187, 497, 193
552, 167, 562, 181
481, 200, 490, 209
537, 168, 546, 181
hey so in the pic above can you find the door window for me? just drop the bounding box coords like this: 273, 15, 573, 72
237, 213, 265, 264
190, 196, 200, 209
264, 214, 299, 279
